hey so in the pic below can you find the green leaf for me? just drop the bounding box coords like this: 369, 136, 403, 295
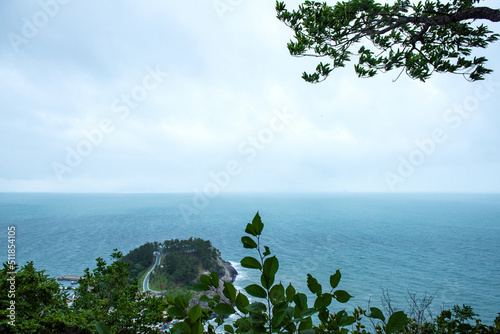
248, 313, 267, 325
95, 322, 112, 334
234, 318, 253, 332
172, 321, 191, 333
299, 330, 315, 334
263, 246, 271, 257
241, 256, 262, 270
165, 295, 175, 304
261, 272, 275, 289
263, 256, 279, 278
314, 293, 332, 309
168, 305, 186, 318
246, 301, 267, 313
241, 236, 258, 249
187, 304, 202, 322
213, 303, 235, 316
300, 308, 318, 318
294, 293, 308, 311
209, 271, 219, 288
199, 295, 211, 303
224, 325, 235, 334
330, 270, 341, 289
235, 292, 250, 313
192, 283, 210, 292
385, 311, 408, 334
298, 316, 313, 332
173, 321, 190, 333
336, 310, 348, 324
245, 284, 267, 298
369, 307, 386, 322
175, 294, 190, 309
252, 212, 264, 235
223, 282, 237, 303
200, 275, 210, 285
306, 274, 322, 295
286, 283, 296, 303
336, 310, 356, 327
270, 283, 285, 304
333, 290, 352, 303
245, 223, 257, 236
318, 308, 329, 323
272, 302, 289, 328
261, 256, 279, 289
192, 321, 203, 334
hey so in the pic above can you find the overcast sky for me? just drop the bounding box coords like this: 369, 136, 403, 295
1, 0, 499, 193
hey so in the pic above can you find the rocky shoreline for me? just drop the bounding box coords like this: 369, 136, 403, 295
190, 255, 238, 308
217, 258, 238, 284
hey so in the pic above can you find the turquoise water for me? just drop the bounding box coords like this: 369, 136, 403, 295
1, 193, 499, 322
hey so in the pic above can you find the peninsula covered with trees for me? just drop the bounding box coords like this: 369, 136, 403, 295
121, 237, 237, 293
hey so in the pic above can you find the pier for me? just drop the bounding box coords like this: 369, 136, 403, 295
57, 275, 82, 282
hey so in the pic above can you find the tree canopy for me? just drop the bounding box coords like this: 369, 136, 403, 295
121, 241, 156, 282
0, 262, 75, 333
0, 252, 165, 333
74, 250, 165, 333
276, 0, 500, 82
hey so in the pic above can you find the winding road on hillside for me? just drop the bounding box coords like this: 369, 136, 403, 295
143, 251, 161, 292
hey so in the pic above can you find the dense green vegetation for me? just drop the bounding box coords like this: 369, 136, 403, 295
122, 237, 224, 291
1, 213, 498, 333
151, 238, 224, 290
153, 253, 200, 288
121, 241, 157, 282
0, 262, 77, 333
0, 252, 165, 333
162, 237, 222, 273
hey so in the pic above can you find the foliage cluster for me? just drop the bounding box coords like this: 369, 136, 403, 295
165, 212, 410, 334
402, 305, 500, 334
149, 237, 224, 289
0, 262, 78, 333
122, 237, 223, 290
121, 241, 157, 281
276, 0, 500, 82
73, 251, 165, 333
0, 254, 166, 333
164, 213, 500, 334
162, 237, 222, 274
153, 252, 201, 287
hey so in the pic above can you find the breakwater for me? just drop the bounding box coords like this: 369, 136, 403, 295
57, 275, 82, 281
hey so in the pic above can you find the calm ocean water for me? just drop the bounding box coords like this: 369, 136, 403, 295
1, 193, 499, 322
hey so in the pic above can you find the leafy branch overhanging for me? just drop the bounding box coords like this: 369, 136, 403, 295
276, 0, 500, 82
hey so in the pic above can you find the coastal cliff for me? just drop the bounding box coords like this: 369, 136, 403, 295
192, 252, 238, 308
213, 251, 238, 284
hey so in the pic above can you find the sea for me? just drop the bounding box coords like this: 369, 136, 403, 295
1, 193, 499, 323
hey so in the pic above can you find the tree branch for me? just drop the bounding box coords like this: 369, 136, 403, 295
408, 6, 500, 25
362, 7, 500, 37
